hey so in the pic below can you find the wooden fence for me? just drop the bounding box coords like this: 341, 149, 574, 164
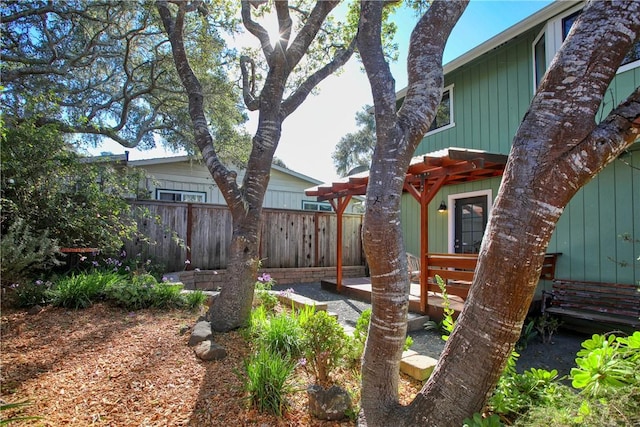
125, 200, 364, 272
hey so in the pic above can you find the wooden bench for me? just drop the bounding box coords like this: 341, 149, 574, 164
542, 279, 640, 328
408, 252, 563, 300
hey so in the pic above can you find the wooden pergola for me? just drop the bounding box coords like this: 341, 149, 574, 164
305, 147, 508, 312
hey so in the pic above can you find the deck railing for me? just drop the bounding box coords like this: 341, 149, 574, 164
424, 252, 562, 300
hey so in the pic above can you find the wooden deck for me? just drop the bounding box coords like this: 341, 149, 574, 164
321, 277, 466, 321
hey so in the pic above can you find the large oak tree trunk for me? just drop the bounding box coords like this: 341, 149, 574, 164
157, 0, 355, 331
358, 1, 640, 425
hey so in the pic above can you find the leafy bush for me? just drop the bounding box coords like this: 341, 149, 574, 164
299, 309, 349, 385
0, 218, 62, 286
253, 273, 278, 311
489, 363, 567, 420
258, 312, 305, 360
1, 119, 145, 255
513, 384, 640, 426
243, 347, 296, 416
49, 272, 122, 309
184, 289, 207, 311
570, 331, 640, 397
103, 274, 186, 310
347, 308, 413, 369
7, 279, 54, 308
463, 413, 504, 427
150, 281, 185, 309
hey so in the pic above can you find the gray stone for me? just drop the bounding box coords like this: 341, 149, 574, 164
188, 320, 212, 347
27, 304, 43, 315
307, 384, 352, 421
193, 340, 227, 361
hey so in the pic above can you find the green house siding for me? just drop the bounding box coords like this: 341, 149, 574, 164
403, 22, 640, 286
416, 25, 543, 156
548, 151, 639, 285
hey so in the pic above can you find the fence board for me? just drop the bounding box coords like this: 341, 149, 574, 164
125, 201, 363, 272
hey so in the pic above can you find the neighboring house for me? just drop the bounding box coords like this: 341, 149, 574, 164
128, 155, 362, 213
399, 1, 639, 286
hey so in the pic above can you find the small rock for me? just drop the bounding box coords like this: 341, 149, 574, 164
28, 305, 43, 315
193, 340, 227, 361
307, 384, 352, 421
188, 321, 212, 347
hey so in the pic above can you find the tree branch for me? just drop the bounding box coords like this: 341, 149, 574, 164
400, 0, 468, 142
281, 34, 357, 118
240, 55, 260, 110
284, 0, 339, 73
274, 0, 292, 51
156, 0, 242, 208
240, 0, 274, 63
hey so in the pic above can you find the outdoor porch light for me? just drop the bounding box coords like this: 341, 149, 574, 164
438, 201, 447, 213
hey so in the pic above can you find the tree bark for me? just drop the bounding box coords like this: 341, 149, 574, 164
358, 0, 640, 425
157, 0, 356, 331
357, 1, 468, 424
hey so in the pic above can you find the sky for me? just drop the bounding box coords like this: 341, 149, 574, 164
89, 0, 553, 184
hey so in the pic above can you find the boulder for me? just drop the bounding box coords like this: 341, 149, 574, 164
307, 384, 352, 421
193, 340, 227, 361
188, 321, 212, 347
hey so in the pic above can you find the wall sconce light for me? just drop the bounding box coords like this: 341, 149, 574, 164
438, 201, 447, 213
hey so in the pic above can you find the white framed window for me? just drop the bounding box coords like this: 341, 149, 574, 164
426, 85, 454, 135
302, 201, 333, 212
157, 189, 206, 203
447, 189, 492, 254
533, 4, 639, 91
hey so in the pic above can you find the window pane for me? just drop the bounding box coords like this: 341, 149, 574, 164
428, 89, 451, 132
562, 11, 580, 40
158, 192, 178, 201
622, 39, 640, 66
534, 35, 546, 88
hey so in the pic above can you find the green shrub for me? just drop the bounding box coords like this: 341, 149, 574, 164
514, 384, 640, 426
570, 331, 640, 397
258, 311, 304, 360
103, 274, 186, 310
347, 308, 413, 369
300, 309, 349, 385
243, 347, 296, 417
50, 271, 121, 309
8, 279, 54, 308
0, 218, 62, 286
150, 281, 185, 309
253, 273, 278, 311
463, 413, 504, 427
103, 274, 153, 309
184, 289, 207, 311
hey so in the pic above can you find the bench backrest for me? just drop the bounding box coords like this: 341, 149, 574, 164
550, 279, 640, 319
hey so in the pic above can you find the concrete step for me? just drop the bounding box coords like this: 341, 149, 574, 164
272, 290, 328, 312
407, 314, 430, 332
400, 352, 438, 381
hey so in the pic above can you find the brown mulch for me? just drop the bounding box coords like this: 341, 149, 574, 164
1, 304, 422, 426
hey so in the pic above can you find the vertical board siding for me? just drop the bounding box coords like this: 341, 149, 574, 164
404, 21, 639, 286
124, 201, 363, 272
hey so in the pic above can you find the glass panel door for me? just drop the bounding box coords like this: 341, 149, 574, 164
454, 196, 488, 254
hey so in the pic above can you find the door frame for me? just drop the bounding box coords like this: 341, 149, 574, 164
447, 189, 493, 253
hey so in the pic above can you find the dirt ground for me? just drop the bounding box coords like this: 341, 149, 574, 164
1, 303, 426, 426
